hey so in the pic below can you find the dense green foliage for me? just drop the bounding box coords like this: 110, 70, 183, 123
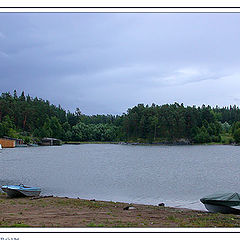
0, 91, 122, 143
1, 90, 240, 144
122, 103, 223, 143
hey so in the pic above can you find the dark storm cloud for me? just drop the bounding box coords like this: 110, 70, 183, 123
1, 13, 240, 114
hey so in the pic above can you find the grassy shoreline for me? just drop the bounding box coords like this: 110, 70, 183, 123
0, 193, 240, 228
64, 141, 234, 146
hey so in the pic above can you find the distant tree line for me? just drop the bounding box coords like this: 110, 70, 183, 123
1, 91, 240, 144
0, 91, 122, 143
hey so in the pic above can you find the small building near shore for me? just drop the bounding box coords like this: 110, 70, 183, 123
0, 137, 25, 148
0, 138, 15, 148
40, 138, 62, 146
3, 137, 24, 146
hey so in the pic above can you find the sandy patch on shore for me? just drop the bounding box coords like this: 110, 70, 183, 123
0, 194, 240, 228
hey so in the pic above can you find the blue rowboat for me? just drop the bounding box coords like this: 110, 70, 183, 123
1, 184, 41, 198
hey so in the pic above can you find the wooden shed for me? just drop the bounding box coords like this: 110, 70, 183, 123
40, 138, 62, 146
0, 138, 15, 148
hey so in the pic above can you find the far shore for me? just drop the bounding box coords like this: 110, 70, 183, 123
0, 193, 240, 227
63, 141, 235, 146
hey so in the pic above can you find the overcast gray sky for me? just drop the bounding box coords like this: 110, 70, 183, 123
1, 13, 240, 115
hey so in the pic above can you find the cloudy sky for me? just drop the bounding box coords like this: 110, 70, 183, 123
1, 12, 240, 115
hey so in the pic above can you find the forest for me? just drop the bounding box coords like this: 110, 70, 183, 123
1, 90, 240, 144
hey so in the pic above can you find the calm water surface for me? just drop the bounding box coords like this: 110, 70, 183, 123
0, 144, 240, 211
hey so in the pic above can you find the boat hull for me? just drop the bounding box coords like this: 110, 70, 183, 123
1, 185, 41, 198
19, 189, 41, 197
1, 188, 25, 198
203, 203, 240, 214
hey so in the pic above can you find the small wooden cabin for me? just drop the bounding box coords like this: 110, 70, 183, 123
0, 138, 15, 148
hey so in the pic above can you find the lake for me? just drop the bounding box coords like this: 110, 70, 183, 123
0, 144, 239, 211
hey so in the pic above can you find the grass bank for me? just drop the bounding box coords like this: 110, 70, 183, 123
64, 141, 234, 146
0, 193, 240, 228
64, 141, 119, 144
